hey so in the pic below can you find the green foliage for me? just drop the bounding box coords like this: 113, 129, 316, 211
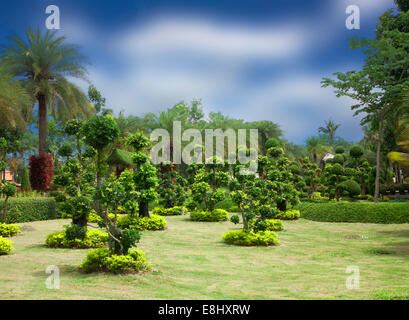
297, 202, 409, 223
152, 206, 184, 216
265, 219, 284, 231
0, 236, 13, 255
0, 197, 57, 223
120, 228, 141, 254
334, 146, 345, 154
190, 209, 229, 222
17, 164, 30, 190
0, 223, 20, 237
230, 214, 240, 224
79, 248, 151, 274
64, 225, 86, 241
1, 182, 16, 198
117, 214, 166, 231
222, 230, 279, 246
276, 210, 301, 220
82, 114, 120, 151
45, 229, 108, 248
339, 180, 361, 197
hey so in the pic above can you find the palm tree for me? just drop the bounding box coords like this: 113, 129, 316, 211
318, 119, 340, 146
305, 136, 329, 164
0, 60, 32, 129
2, 28, 92, 155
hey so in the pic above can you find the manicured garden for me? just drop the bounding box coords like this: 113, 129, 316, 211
1, 216, 409, 300
2, 1, 409, 301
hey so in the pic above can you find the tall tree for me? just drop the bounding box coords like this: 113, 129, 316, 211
318, 119, 340, 146
322, 10, 409, 202
2, 28, 92, 155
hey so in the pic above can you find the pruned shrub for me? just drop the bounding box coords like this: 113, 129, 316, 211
190, 209, 228, 222
116, 214, 166, 231
248, 219, 284, 231
296, 202, 409, 223
0, 236, 13, 255
45, 229, 108, 249
222, 230, 279, 246
152, 206, 183, 216
0, 197, 57, 223
29, 154, 54, 191
276, 210, 300, 220
0, 223, 20, 237
79, 248, 151, 274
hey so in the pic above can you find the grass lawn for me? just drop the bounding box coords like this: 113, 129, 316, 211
1, 215, 409, 300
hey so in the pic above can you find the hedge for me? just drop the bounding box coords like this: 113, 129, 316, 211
0, 197, 58, 223
296, 202, 409, 224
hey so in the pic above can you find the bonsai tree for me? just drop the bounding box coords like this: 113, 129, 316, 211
82, 114, 120, 187
157, 162, 187, 209
94, 173, 141, 255
187, 156, 229, 212
126, 131, 159, 218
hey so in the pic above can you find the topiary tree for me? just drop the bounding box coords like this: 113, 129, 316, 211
126, 131, 159, 218
81, 114, 120, 187
17, 164, 30, 190
349, 145, 364, 168
157, 162, 187, 209
187, 156, 229, 212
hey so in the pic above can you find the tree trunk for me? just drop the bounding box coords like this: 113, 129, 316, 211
374, 118, 384, 203
139, 201, 150, 218
38, 94, 47, 155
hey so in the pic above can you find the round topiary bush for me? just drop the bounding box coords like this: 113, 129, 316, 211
190, 209, 229, 222
45, 228, 108, 249
339, 180, 361, 197
0, 236, 14, 255
116, 214, 166, 231
0, 223, 20, 237
275, 210, 300, 220
222, 230, 279, 246
79, 248, 151, 274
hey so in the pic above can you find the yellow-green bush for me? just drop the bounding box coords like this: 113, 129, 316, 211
79, 248, 151, 274
45, 229, 108, 249
0, 223, 21, 237
190, 209, 229, 222
88, 212, 118, 223
248, 219, 284, 231
117, 214, 166, 231
0, 236, 13, 255
152, 206, 183, 216
222, 230, 279, 246
276, 210, 300, 220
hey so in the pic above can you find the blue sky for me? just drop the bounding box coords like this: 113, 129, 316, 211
0, 0, 398, 144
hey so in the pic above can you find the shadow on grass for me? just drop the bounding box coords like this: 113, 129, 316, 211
376, 229, 409, 238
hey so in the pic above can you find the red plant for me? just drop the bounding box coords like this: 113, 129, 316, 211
29, 154, 54, 191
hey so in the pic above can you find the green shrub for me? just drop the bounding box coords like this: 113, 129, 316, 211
0, 197, 58, 223
152, 206, 183, 216
214, 198, 235, 211
117, 214, 166, 231
339, 180, 361, 197
0, 236, 13, 255
88, 212, 117, 223
79, 248, 151, 274
229, 206, 240, 212
0, 223, 20, 237
45, 229, 108, 248
296, 202, 409, 223
222, 230, 279, 246
276, 210, 300, 220
265, 219, 284, 231
190, 209, 229, 222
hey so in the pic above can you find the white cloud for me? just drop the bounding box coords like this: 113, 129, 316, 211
116, 17, 308, 61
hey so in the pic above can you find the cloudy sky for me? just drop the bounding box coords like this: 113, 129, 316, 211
0, 0, 398, 144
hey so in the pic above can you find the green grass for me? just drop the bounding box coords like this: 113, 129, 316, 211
0, 216, 409, 299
